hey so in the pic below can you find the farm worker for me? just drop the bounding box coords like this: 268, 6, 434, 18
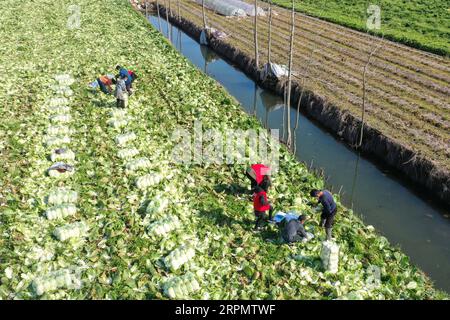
113, 75, 128, 109
246, 164, 271, 192
115, 65, 137, 95
89, 74, 114, 94
310, 189, 337, 241
253, 184, 274, 230
281, 215, 309, 243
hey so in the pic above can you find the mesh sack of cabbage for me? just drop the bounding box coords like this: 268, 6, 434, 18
45, 204, 77, 220
50, 148, 75, 162
47, 188, 78, 205
47, 105, 71, 114
320, 241, 339, 273
47, 162, 75, 177
163, 272, 201, 299
147, 216, 180, 237
126, 157, 151, 172
164, 245, 196, 271
43, 135, 71, 148
31, 268, 81, 296
54, 74, 75, 86
117, 148, 140, 160
46, 125, 71, 136
52, 87, 73, 97
115, 132, 137, 146
136, 173, 164, 189
50, 114, 72, 124
146, 196, 169, 216
49, 97, 69, 107
108, 118, 128, 129
109, 109, 127, 118
53, 222, 89, 241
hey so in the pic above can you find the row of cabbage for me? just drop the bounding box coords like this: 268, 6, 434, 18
106, 106, 202, 299
29, 75, 86, 297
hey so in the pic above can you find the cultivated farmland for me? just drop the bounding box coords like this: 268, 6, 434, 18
265, 0, 450, 56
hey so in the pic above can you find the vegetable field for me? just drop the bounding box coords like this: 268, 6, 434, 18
0, 0, 447, 299
265, 0, 450, 56
168, 0, 450, 180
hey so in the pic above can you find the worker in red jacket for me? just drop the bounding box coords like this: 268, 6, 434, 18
246, 164, 271, 192
253, 185, 274, 230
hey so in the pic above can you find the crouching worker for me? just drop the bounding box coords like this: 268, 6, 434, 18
113, 75, 128, 109
89, 74, 114, 94
310, 189, 337, 241
246, 164, 271, 192
253, 185, 274, 230
281, 215, 311, 243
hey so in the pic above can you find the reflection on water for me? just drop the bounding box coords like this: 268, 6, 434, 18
149, 15, 450, 293
200, 45, 219, 65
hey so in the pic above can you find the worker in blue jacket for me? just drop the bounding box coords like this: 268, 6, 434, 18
310, 189, 337, 241
115, 65, 135, 95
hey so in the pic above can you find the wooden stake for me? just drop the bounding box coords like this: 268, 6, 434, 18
358, 35, 384, 148
286, 0, 295, 148
156, 0, 162, 32
165, 0, 170, 41
202, 0, 207, 29
254, 0, 259, 69
267, 1, 272, 63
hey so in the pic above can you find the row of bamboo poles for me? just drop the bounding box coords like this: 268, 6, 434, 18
146, 0, 383, 151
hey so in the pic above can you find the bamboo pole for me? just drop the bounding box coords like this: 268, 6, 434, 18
156, 0, 162, 32
254, 0, 259, 68
267, 1, 273, 63
358, 36, 383, 148
165, 0, 170, 41
202, 0, 207, 29
177, 0, 181, 21
286, 0, 295, 148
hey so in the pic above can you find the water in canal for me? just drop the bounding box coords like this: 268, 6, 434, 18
149, 15, 450, 293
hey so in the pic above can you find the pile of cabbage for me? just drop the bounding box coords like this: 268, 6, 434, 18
0, 0, 447, 300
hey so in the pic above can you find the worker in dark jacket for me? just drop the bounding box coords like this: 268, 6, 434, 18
310, 189, 337, 241
281, 215, 308, 243
253, 185, 274, 230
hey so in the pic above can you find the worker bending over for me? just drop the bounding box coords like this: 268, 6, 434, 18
310, 189, 337, 241
89, 74, 114, 94
281, 215, 309, 243
246, 164, 271, 192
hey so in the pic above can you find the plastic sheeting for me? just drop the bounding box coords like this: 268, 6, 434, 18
262, 62, 289, 79
194, 0, 246, 17
225, 0, 266, 16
